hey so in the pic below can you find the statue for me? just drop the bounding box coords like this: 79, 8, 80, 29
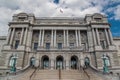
10, 54, 18, 72
102, 54, 109, 73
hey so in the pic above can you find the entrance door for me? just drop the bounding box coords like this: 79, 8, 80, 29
42, 56, 49, 69
71, 56, 78, 69
56, 56, 64, 69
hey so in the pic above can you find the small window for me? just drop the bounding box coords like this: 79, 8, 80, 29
34, 43, 38, 50
94, 18, 102, 22
58, 43, 62, 49
46, 43, 50, 49
15, 40, 19, 49
100, 41, 106, 49
70, 43, 74, 48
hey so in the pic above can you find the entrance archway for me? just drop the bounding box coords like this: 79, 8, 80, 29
71, 56, 78, 69
84, 57, 90, 67
56, 56, 64, 69
30, 57, 35, 67
41, 55, 49, 69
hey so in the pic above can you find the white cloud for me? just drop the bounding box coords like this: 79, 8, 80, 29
0, 0, 120, 36
114, 5, 120, 20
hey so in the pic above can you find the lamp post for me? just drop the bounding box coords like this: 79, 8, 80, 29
102, 54, 109, 73
10, 54, 18, 73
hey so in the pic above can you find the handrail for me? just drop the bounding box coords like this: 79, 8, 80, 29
59, 69, 61, 80
82, 68, 90, 80
29, 67, 38, 80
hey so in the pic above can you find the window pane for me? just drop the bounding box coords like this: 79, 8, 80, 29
46, 43, 50, 49
34, 43, 38, 50
70, 43, 74, 48
15, 40, 19, 49
58, 43, 62, 49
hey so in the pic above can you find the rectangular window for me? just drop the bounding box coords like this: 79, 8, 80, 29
69, 43, 74, 48
15, 40, 19, 49
58, 43, 62, 49
34, 43, 38, 50
46, 43, 50, 49
100, 41, 106, 49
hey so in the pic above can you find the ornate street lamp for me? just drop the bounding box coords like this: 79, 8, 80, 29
102, 54, 109, 73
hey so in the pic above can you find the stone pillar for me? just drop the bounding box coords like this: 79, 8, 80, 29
6, 28, 12, 44
10, 28, 15, 45
63, 30, 66, 47
78, 30, 81, 46
66, 59, 69, 70
108, 29, 113, 45
75, 30, 79, 47
105, 29, 110, 46
20, 28, 24, 45
92, 28, 97, 46
54, 30, 56, 48
23, 28, 28, 45
66, 30, 69, 47
41, 30, 45, 47
51, 30, 54, 48
38, 30, 42, 47
96, 28, 100, 45
51, 59, 54, 69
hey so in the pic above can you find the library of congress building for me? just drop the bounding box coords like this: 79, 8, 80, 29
0, 12, 120, 80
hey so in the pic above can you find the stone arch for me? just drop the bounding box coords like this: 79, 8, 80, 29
41, 55, 49, 69
30, 57, 35, 67
84, 57, 90, 67
56, 55, 64, 69
70, 55, 78, 69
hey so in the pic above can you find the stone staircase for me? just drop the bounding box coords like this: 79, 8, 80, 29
6, 68, 111, 80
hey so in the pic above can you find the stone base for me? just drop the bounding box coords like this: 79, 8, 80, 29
17, 45, 25, 50
95, 45, 102, 50
109, 45, 116, 50
3, 45, 11, 50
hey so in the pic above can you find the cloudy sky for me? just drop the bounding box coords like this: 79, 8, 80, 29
0, 0, 120, 36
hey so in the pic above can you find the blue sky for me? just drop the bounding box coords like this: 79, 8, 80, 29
0, 0, 120, 36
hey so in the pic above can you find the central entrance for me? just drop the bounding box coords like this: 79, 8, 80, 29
71, 56, 78, 69
56, 56, 64, 69
41, 55, 49, 69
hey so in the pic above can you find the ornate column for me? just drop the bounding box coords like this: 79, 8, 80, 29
20, 28, 24, 45
78, 30, 81, 46
105, 29, 110, 46
23, 28, 28, 45
96, 28, 100, 45
51, 30, 54, 47
38, 30, 42, 47
6, 28, 12, 44
108, 29, 113, 45
10, 28, 15, 45
75, 30, 79, 47
54, 30, 56, 48
92, 28, 97, 46
41, 30, 45, 47
63, 30, 66, 47
66, 30, 69, 47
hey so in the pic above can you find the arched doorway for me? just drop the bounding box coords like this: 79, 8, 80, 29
56, 56, 64, 69
71, 56, 78, 69
30, 57, 35, 67
84, 57, 90, 68
41, 55, 49, 69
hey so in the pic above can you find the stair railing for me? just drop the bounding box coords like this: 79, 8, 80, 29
59, 69, 61, 80
81, 66, 90, 80
29, 67, 38, 80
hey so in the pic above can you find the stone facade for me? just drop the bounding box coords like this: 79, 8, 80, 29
0, 12, 120, 74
